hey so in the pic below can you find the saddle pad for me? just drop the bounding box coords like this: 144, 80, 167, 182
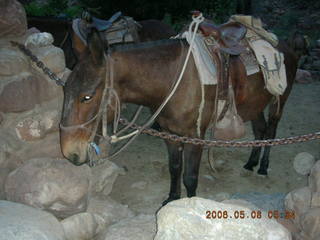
239, 39, 260, 76
181, 31, 217, 85
246, 29, 287, 96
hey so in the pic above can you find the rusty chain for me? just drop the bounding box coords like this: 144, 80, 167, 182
119, 118, 320, 147
11, 41, 65, 86
13, 40, 320, 148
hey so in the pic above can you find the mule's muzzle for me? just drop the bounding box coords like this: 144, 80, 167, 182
68, 153, 87, 166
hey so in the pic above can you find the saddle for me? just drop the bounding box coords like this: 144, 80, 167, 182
72, 11, 140, 46
192, 11, 247, 55
81, 11, 122, 31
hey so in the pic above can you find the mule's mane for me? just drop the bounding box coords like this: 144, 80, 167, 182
109, 38, 186, 53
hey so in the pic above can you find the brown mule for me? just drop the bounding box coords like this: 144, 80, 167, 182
60, 30, 297, 205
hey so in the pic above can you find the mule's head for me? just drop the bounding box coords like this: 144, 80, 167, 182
60, 29, 107, 165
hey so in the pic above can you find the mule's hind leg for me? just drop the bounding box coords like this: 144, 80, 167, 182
243, 112, 267, 171
258, 97, 289, 175
257, 105, 283, 175
162, 140, 183, 206
183, 144, 203, 198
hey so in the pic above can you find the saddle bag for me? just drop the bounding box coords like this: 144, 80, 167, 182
214, 85, 245, 140
103, 17, 140, 45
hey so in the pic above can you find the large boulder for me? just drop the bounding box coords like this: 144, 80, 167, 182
4, 157, 91, 218
0, 200, 65, 240
87, 196, 135, 226
309, 160, 320, 192
0, 48, 29, 76
96, 214, 156, 240
15, 109, 60, 141
293, 152, 315, 175
0, 0, 27, 38
300, 208, 320, 239
155, 197, 291, 240
90, 160, 125, 197
0, 72, 62, 113
284, 187, 312, 225
61, 212, 104, 240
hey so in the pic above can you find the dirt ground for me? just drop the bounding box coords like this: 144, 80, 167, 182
109, 81, 320, 214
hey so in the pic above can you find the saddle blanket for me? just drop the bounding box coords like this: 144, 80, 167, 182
231, 15, 287, 96
181, 31, 218, 85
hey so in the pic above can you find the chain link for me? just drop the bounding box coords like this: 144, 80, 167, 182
119, 118, 320, 147
11, 41, 65, 86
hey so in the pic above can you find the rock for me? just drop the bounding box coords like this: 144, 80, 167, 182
13, 132, 64, 161
0, 0, 27, 37
15, 117, 45, 141
231, 192, 286, 212
0, 112, 3, 124
131, 181, 147, 190
155, 197, 291, 240
0, 200, 65, 240
276, 218, 300, 235
5, 157, 91, 218
61, 212, 102, 240
293, 152, 315, 175
90, 160, 125, 197
96, 214, 156, 240
31, 46, 65, 74
0, 168, 11, 199
214, 192, 231, 201
284, 187, 311, 225
295, 69, 312, 84
87, 197, 135, 226
0, 48, 29, 76
222, 199, 259, 210
309, 160, 320, 192
311, 192, 320, 208
25, 33, 54, 48
0, 130, 23, 169
0, 73, 62, 113
15, 110, 60, 141
300, 208, 320, 239
312, 60, 320, 71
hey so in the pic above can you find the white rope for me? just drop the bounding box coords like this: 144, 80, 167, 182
110, 13, 205, 143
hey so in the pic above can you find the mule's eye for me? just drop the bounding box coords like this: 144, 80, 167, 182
81, 95, 93, 103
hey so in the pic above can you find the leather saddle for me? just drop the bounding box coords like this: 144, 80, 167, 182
81, 11, 122, 31
192, 11, 247, 55
72, 11, 139, 46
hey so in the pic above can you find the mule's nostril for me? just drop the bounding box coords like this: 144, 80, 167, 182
69, 153, 80, 165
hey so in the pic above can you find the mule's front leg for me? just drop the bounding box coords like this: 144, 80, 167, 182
183, 143, 203, 198
162, 140, 183, 206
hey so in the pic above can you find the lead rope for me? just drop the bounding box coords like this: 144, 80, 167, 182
88, 13, 205, 165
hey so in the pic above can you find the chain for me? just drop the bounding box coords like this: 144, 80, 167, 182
119, 118, 320, 148
13, 39, 320, 148
11, 41, 65, 86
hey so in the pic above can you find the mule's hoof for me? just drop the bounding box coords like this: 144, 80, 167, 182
162, 196, 180, 206
257, 168, 268, 177
243, 164, 255, 171
240, 167, 253, 177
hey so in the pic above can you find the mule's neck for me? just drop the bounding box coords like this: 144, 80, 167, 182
110, 40, 187, 109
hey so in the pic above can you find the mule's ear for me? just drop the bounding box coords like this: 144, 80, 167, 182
87, 28, 106, 65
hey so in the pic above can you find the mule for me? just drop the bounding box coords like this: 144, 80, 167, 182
60, 29, 297, 205
27, 16, 176, 68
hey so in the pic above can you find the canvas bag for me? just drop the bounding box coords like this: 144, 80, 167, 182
214, 85, 246, 140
